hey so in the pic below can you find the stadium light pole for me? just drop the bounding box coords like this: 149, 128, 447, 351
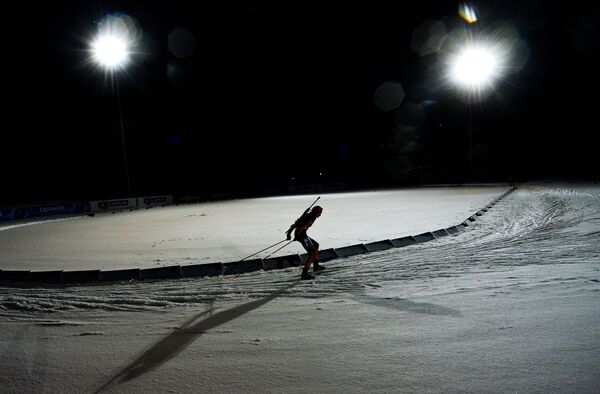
438, 5, 527, 183
91, 32, 133, 197
447, 42, 503, 180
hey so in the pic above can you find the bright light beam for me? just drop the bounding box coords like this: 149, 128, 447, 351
448, 43, 502, 92
435, 19, 529, 103
92, 34, 129, 70
450, 46, 498, 87
88, 13, 142, 72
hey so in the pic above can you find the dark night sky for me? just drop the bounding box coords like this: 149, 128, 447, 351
2, 1, 599, 205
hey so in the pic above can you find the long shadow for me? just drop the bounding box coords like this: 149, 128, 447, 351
96, 281, 299, 393
357, 295, 461, 317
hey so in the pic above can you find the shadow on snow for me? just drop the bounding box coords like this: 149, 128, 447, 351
95, 280, 299, 393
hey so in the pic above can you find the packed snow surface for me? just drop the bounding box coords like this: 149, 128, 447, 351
0, 185, 507, 271
1, 183, 598, 393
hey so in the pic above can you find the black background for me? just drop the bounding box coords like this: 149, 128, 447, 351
2, 1, 599, 205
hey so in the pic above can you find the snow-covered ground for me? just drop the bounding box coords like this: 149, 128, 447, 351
0, 185, 508, 271
1, 183, 599, 393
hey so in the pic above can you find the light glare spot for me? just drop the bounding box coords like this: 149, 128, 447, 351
433, 20, 529, 103
92, 35, 129, 68
450, 45, 499, 89
88, 13, 142, 73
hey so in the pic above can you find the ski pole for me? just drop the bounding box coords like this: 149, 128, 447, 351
240, 196, 319, 262
229, 239, 294, 279
262, 240, 295, 260
239, 239, 288, 262
257, 197, 319, 260
231, 197, 321, 278
261, 197, 320, 260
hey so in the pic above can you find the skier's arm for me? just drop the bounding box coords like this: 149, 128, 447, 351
285, 208, 310, 240
285, 223, 295, 240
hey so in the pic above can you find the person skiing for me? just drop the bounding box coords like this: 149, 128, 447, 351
286, 205, 324, 280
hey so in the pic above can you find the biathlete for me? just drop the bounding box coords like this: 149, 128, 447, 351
286, 205, 324, 280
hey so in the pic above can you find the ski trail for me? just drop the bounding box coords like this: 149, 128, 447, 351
1, 184, 598, 315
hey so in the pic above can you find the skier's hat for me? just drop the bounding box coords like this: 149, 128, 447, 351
312, 205, 323, 214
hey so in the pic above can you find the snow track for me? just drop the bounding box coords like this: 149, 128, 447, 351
1, 184, 599, 394
2, 184, 598, 315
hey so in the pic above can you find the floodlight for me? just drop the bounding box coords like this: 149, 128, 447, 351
89, 13, 141, 71
448, 44, 502, 91
92, 34, 129, 70
85, 13, 143, 197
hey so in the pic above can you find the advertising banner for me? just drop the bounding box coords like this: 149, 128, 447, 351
137, 195, 173, 208
91, 198, 138, 213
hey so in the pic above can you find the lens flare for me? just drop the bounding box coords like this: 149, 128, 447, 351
459, 4, 478, 24
92, 34, 129, 69
449, 45, 500, 89
87, 13, 143, 74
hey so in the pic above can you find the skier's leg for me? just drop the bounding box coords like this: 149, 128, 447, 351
310, 239, 325, 271
301, 243, 317, 279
